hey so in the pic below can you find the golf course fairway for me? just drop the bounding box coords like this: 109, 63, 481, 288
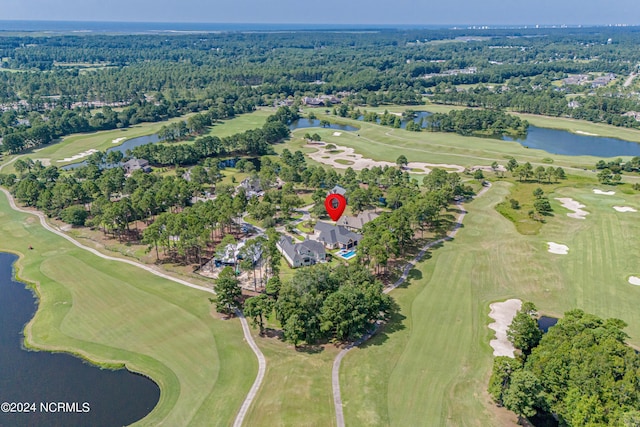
340, 181, 640, 426
0, 191, 257, 426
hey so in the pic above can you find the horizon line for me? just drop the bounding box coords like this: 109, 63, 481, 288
0, 19, 637, 28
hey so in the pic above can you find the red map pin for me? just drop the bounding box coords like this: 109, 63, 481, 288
325, 194, 347, 221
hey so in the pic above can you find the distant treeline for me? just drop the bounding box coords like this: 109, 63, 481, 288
431, 85, 640, 129
3, 27, 640, 150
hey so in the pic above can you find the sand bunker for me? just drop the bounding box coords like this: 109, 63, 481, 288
306, 142, 465, 173
548, 242, 569, 255
33, 158, 51, 166
57, 149, 99, 163
629, 277, 640, 286
575, 130, 598, 136
593, 189, 615, 195
332, 132, 342, 137
112, 137, 126, 144
613, 206, 637, 212
555, 197, 588, 219
488, 299, 522, 358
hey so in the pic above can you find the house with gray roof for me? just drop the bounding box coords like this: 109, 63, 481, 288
239, 176, 263, 198
122, 158, 151, 175
336, 211, 379, 231
328, 185, 347, 196
277, 235, 326, 268
312, 221, 361, 250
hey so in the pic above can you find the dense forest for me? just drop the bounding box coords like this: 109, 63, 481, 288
2, 26, 640, 154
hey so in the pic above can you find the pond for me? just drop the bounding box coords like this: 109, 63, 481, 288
0, 252, 159, 427
538, 316, 559, 333
289, 118, 358, 132
504, 125, 640, 158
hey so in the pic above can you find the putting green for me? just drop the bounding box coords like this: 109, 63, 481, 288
0, 192, 256, 426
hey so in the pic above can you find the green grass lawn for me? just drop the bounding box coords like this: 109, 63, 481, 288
296, 221, 315, 234
199, 108, 273, 139
242, 330, 339, 427
493, 175, 596, 235
218, 167, 250, 186
340, 180, 640, 426
0, 192, 256, 426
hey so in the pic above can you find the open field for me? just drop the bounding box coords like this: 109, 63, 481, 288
340, 180, 640, 426
0, 192, 256, 426
169, 109, 274, 147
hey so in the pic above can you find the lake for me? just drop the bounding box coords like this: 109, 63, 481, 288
358, 111, 640, 157
356, 111, 432, 129
504, 125, 640, 158
0, 252, 159, 427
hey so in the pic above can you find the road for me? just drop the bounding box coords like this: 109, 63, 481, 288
0, 187, 265, 427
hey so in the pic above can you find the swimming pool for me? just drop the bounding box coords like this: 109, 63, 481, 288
338, 249, 357, 260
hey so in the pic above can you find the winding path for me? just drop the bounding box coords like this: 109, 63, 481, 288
624, 72, 636, 88
0, 187, 265, 427
331, 183, 491, 427
0, 154, 21, 172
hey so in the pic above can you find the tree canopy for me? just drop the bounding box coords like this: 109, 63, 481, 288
490, 308, 640, 426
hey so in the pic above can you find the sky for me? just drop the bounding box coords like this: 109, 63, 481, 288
1, 0, 639, 26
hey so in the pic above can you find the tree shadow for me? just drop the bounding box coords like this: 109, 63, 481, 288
358, 301, 406, 349
407, 268, 422, 281
263, 328, 284, 340
447, 207, 466, 215
295, 344, 324, 354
